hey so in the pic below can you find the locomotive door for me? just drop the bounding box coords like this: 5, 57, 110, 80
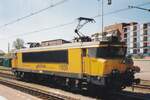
82, 49, 91, 75
12, 53, 18, 68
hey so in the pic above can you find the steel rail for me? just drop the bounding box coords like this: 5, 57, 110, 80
133, 84, 150, 90
111, 91, 150, 100
0, 69, 149, 100
0, 77, 78, 100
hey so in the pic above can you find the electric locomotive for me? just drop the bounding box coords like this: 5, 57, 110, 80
11, 40, 140, 90
11, 17, 140, 91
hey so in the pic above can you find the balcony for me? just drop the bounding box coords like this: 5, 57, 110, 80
133, 43, 137, 48
124, 39, 127, 43
124, 33, 127, 38
133, 32, 137, 36
133, 38, 137, 42
143, 30, 148, 35
143, 43, 148, 47
133, 49, 137, 54
144, 49, 148, 53
133, 26, 137, 31
143, 37, 148, 41
124, 28, 128, 32
143, 24, 148, 29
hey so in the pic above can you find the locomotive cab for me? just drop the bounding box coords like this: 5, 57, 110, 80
82, 44, 140, 89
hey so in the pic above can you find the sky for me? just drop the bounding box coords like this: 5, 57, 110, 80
0, 0, 149, 52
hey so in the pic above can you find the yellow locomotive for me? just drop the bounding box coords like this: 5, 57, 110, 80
11, 41, 140, 90
12, 17, 140, 90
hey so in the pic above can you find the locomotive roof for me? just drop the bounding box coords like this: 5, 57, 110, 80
14, 41, 125, 53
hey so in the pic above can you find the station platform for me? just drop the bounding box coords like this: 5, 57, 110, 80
135, 72, 150, 81
134, 59, 150, 81
0, 84, 41, 100
0, 66, 11, 70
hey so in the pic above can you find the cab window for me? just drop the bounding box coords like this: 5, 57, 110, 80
88, 47, 126, 58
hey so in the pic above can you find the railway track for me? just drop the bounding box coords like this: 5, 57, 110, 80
0, 68, 11, 71
111, 91, 150, 100
0, 69, 149, 100
134, 84, 150, 90
0, 70, 95, 100
0, 70, 79, 100
0, 77, 78, 100
0, 71, 15, 79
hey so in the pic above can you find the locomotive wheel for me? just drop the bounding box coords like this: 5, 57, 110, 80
14, 71, 23, 80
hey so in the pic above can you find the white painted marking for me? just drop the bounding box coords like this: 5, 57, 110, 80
21, 95, 25, 98
54, 91, 60, 94
17, 94, 21, 96
0, 96, 7, 100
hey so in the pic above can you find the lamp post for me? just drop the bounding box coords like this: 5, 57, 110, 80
99, 0, 112, 34
102, 0, 104, 34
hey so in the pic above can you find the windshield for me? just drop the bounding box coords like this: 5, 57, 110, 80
88, 47, 126, 58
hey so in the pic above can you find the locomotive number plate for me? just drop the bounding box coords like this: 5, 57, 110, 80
59, 64, 68, 71
36, 64, 46, 68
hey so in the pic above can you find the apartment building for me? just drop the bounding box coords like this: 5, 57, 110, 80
92, 23, 129, 41
41, 39, 70, 47
123, 22, 150, 56
92, 22, 150, 57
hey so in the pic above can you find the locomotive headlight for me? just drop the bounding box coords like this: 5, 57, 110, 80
97, 76, 100, 80
112, 69, 120, 74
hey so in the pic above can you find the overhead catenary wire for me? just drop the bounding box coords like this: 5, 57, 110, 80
0, 20, 75, 40
1, 1, 150, 40
92, 2, 150, 18
0, 0, 69, 29
128, 5, 150, 12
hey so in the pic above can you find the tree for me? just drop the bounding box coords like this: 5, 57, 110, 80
0, 50, 5, 56
13, 38, 25, 49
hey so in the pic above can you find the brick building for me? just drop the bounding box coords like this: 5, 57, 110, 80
92, 22, 150, 57
104, 23, 130, 42
91, 23, 129, 42
41, 39, 70, 47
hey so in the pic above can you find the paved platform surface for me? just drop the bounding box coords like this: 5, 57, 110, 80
134, 59, 150, 80
0, 66, 11, 70
135, 72, 150, 81
0, 84, 41, 100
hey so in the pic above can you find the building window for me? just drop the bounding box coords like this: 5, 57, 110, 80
143, 36, 148, 41
144, 43, 148, 47
133, 43, 137, 48
143, 24, 148, 29
144, 49, 148, 53
133, 32, 137, 36
133, 26, 137, 31
124, 33, 127, 38
133, 38, 137, 42
143, 30, 148, 35
133, 49, 137, 54
124, 39, 127, 43
124, 28, 128, 32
